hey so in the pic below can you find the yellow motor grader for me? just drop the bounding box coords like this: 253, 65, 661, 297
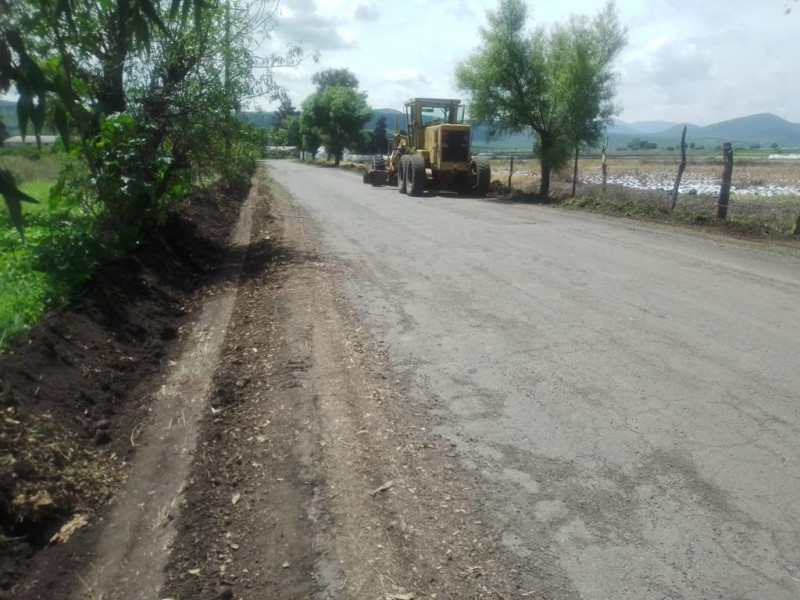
362, 98, 491, 197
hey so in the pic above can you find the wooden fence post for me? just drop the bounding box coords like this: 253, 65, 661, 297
507, 156, 514, 189
670, 126, 687, 211
571, 147, 579, 198
717, 142, 733, 220
601, 138, 608, 195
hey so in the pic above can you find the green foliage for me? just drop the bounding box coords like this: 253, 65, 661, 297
0, 168, 38, 239
456, 0, 626, 196
272, 95, 299, 129
0, 0, 307, 341
82, 113, 184, 237
373, 115, 388, 155
312, 68, 359, 91
562, 194, 663, 219
300, 113, 322, 159
2, 0, 307, 238
284, 116, 302, 148
302, 85, 372, 165
0, 207, 112, 348
627, 138, 658, 150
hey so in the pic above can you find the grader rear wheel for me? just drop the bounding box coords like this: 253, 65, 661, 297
407, 155, 426, 197
397, 155, 408, 194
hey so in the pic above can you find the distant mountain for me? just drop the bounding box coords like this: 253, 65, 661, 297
606, 120, 641, 135
660, 113, 800, 147
627, 120, 683, 134
12, 98, 793, 151
599, 113, 800, 149
366, 108, 405, 131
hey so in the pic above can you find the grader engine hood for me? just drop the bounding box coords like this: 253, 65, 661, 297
426, 124, 472, 169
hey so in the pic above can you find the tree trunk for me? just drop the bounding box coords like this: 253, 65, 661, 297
538, 134, 552, 198
507, 156, 514, 189
539, 162, 551, 197
670, 126, 688, 211
571, 147, 579, 198
98, 45, 127, 118
717, 142, 733, 220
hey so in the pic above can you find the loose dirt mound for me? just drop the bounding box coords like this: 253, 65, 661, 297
0, 179, 248, 594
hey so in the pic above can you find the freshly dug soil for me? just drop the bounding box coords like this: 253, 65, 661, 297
0, 178, 248, 594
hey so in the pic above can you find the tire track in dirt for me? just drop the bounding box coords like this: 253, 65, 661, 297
58, 178, 259, 600
161, 166, 571, 599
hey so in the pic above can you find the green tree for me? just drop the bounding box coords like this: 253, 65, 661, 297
272, 95, 299, 129
1, 0, 306, 235
284, 115, 302, 149
302, 85, 371, 165
311, 67, 359, 91
455, 0, 626, 196
373, 115, 388, 154
300, 112, 322, 159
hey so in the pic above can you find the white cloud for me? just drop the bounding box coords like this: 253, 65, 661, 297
264, 0, 800, 125
273, 0, 355, 51
354, 2, 379, 21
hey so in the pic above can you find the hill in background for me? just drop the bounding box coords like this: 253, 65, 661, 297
4, 97, 800, 151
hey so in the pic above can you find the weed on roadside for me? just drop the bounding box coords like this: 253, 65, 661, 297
0, 209, 114, 350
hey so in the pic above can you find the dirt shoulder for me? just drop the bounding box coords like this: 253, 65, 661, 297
4, 165, 542, 599
0, 179, 248, 598
161, 169, 543, 599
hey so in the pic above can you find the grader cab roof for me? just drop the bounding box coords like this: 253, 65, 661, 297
403, 98, 465, 126
403, 98, 461, 108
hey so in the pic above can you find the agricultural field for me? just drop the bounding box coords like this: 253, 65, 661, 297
490, 156, 800, 234
491, 156, 800, 196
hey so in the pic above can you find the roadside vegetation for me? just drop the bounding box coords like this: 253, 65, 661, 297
0, 0, 308, 348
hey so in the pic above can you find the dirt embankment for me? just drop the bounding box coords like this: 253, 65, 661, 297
0, 179, 248, 596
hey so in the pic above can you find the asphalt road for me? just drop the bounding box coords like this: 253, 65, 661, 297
266, 160, 800, 600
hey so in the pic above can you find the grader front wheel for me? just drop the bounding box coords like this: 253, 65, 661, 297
471, 157, 491, 197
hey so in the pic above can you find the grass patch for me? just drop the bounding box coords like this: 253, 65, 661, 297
0, 208, 114, 349
0, 147, 114, 349
0, 147, 66, 183
562, 194, 665, 219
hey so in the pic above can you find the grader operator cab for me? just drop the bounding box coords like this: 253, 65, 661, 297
362, 98, 491, 197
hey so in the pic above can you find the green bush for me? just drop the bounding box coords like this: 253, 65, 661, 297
0, 208, 111, 348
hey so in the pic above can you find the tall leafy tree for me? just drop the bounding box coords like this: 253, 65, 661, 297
373, 115, 388, 154
0, 0, 307, 235
272, 95, 299, 129
311, 67, 359, 91
302, 85, 371, 165
284, 115, 302, 148
456, 0, 626, 196
299, 111, 322, 159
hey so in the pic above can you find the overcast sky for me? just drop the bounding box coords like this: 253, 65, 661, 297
263, 0, 800, 126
